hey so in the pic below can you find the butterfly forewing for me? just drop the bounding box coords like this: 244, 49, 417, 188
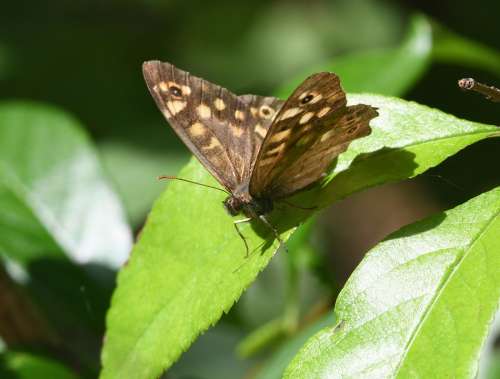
143, 61, 247, 191
143, 61, 288, 193
249, 72, 357, 197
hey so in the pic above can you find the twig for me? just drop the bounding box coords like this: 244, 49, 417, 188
458, 78, 500, 103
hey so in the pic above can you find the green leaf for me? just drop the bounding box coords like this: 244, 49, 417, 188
100, 95, 498, 379
296, 93, 499, 208
0, 101, 132, 267
285, 187, 500, 378
0, 351, 78, 379
0, 101, 133, 370
277, 14, 432, 98
432, 21, 500, 77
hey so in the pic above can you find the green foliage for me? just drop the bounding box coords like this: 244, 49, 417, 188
100, 94, 498, 378
1, 3, 499, 379
278, 15, 432, 98
0, 352, 78, 379
0, 102, 132, 374
0, 102, 132, 267
432, 21, 500, 77
284, 187, 500, 378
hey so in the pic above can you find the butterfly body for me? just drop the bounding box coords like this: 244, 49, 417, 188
223, 191, 273, 218
143, 60, 378, 251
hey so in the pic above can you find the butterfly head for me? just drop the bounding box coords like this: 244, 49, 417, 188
223, 195, 273, 218
223, 196, 244, 216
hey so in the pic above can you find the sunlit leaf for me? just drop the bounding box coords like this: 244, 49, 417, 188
0, 102, 132, 267
285, 187, 500, 378
101, 94, 498, 379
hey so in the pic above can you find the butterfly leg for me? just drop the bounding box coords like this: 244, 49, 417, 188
234, 218, 251, 257
258, 215, 287, 253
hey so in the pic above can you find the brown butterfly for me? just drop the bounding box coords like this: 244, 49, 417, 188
142, 60, 378, 253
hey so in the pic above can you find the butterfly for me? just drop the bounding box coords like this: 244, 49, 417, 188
142, 60, 378, 253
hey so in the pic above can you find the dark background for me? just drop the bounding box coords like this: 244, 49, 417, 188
0, 1, 499, 378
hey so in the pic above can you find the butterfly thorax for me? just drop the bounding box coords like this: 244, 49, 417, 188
223, 193, 273, 218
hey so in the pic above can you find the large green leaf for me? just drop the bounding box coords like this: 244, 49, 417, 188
277, 14, 432, 98
0, 102, 133, 370
100, 95, 498, 379
285, 187, 500, 378
0, 101, 132, 267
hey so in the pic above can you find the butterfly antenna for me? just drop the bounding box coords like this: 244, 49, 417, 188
157, 175, 230, 194
458, 78, 500, 103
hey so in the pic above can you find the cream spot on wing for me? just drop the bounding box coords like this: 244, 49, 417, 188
259, 156, 276, 167
204, 137, 222, 150
166, 100, 187, 115
250, 107, 258, 117
278, 107, 302, 120
270, 128, 291, 143
320, 129, 335, 142
298, 91, 309, 100
235, 110, 245, 121
161, 81, 184, 98
181, 85, 192, 96
214, 98, 226, 111
259, 105, 274, 119
158, 81, 168, 92
255, 123, 267, 138
301, 123, 313, 133
317, 106, 331, 118
299, 112, 315, 124
309, 93, 323, 104
266, 143, 285, 156
196, 104, 212, 119
189, 122, 205, 137
230, 123, 244, 137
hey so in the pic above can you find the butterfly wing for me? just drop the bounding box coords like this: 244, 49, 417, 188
267, 104, 377, 198
238, 94, 284, 168
249, 72, 377, 198
143, 60, 269, 192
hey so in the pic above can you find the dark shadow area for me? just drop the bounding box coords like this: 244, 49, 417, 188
248, 148, 418, 254
0, 354, 18, 379
23, 259, 117, 376
321, 147, 419, 204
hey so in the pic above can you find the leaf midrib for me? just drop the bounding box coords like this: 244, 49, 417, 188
393, 206, 500, 377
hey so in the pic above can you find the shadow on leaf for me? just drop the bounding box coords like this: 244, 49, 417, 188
249, 147, 418, 253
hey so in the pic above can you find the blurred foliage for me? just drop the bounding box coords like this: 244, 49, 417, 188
0, 0, 499, 378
